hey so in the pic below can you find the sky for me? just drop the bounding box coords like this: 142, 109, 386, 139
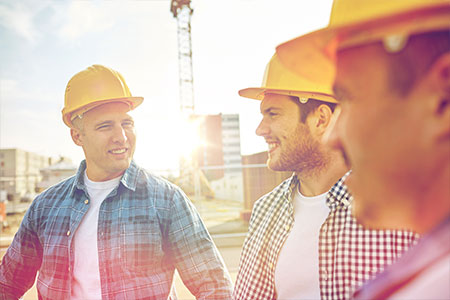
0, 0, 333, 173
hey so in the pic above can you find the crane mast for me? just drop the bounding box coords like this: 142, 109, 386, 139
171, 0, 195, 115
171, 0, 206, 202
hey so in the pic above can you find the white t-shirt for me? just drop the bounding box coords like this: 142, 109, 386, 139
71, 172, 121, 300
275, 187, 330, 300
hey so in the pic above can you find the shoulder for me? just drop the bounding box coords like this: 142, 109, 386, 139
253, 176, 294, 210
248, 175, 294, 227
33, 175, 77, 207
31, 160, 85, 208
21, 175, 77, 228
136, 167, 184, 195
133, 166, 190, 209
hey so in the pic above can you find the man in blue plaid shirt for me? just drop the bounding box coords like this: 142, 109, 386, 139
0, 64, 233, 299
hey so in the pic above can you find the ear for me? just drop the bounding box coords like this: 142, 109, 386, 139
424, 52, 450, 141
312, 104, 333, 135
70, 128, 84, 147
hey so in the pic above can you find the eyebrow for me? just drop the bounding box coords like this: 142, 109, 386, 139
94, 120, 114, 128
94, 117, 134, 126
261, 106, 282, 114
122, 117, 134, 123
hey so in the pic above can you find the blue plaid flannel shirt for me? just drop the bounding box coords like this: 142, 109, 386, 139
0, 160, 233, 299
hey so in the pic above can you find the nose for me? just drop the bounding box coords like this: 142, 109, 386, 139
112, 125, 127, 144
322, 106, 342, 150
255, 118, 269, 137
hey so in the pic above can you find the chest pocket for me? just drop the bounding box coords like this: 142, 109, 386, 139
120, 213, 163, 271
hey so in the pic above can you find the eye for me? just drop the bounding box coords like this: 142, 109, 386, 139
122, 120, 134, 128
96, 124, 111, 130
269, 111, 278, 117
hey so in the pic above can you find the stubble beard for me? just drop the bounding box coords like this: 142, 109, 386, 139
268, 124, 329, 176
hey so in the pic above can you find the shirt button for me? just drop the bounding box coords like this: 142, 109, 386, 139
67, 230, 71, 236
322, 268, 328, 280
84, 199, 89, 204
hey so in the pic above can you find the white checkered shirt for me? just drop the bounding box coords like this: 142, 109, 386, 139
233, 173, 419, 300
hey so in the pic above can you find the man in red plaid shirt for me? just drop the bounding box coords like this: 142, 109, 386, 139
233, 53, 418, 300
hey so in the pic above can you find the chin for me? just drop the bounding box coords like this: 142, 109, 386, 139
352, 188, 396, 231
113, 159, 131, 171
267, 160, 282, 172
352, 203, 379, 229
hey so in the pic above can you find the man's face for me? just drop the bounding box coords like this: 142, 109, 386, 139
256, 93, 323, 174
71, 102, 136, 181
327, 42, 430, 227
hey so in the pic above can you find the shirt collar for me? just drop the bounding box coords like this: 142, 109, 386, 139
286, 174, 299, 198
326, 170, 353, 210
70, 160, 139, 196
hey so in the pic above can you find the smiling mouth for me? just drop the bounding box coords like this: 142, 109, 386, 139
109, 148, 127, 155
268, 142, 279, 153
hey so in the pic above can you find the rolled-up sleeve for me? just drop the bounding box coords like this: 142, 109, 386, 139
166, 189, 233, 299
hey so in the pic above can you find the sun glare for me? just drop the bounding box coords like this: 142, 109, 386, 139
134, 113, 205, 173
176, 117, 204, 160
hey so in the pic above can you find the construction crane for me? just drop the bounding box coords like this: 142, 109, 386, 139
171, 0, 215, 201
170, 0, 195, 115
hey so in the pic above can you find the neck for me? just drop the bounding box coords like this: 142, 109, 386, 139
295, 151, 348, 197
412, 167, 450, 234
357, 163, 450, 234
85, 168, 124, 182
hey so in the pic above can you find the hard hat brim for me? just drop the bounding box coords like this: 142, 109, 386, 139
62, 96, 143, 128
276, 2, 450, 83
239, 87, 337, 104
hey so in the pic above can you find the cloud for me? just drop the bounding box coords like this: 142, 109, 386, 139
57, 1, 119, 41
0, 78, 18, 94
0, 1, 40, 43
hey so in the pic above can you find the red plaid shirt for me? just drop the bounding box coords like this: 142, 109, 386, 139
234, 173, 419, 300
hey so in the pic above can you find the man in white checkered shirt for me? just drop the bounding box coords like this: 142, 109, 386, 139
233, 53, 418, 300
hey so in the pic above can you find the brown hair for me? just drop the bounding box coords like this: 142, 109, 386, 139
289, 97, 337, 123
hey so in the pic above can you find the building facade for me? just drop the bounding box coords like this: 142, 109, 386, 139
0, 148, 72, 203
190, 114, 244, 201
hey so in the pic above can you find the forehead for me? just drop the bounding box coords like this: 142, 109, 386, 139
334, 42, 389, 98
260, 93, 298, 110
84, 102, 133, 122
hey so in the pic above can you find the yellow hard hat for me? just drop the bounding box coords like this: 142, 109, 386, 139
239, 53, 337, 104
62, 64, 144, 127
276, 0, 450, 83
